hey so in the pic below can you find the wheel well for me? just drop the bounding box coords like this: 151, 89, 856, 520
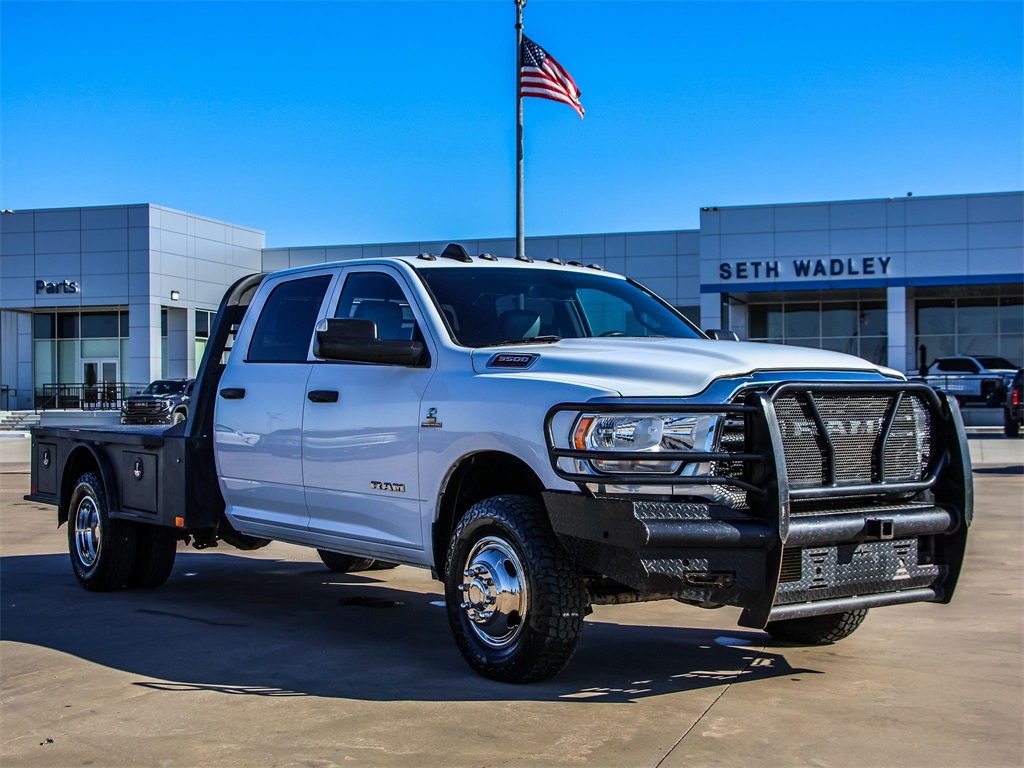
431, 451, 544, 578
59, 446, 102, 526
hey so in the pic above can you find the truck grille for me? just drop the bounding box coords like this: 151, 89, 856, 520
774, 392, 931, 489
125, 402, 164, 414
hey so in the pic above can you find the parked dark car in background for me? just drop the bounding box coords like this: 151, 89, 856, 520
1004, 369, 1023, 437
919, 355, 1018, 406
121, 379, 195, 425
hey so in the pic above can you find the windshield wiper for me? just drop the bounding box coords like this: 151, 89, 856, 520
489, 335, 563, 348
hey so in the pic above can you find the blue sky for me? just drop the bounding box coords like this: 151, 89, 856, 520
1, 0, 1021, 247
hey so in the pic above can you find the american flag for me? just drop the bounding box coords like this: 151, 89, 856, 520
519, 35, 584, 119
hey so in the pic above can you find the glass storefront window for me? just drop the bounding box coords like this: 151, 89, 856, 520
1000, 297, 1023, 334
916, 300, 955, 335
784, 305, 820, 338
746, 298, 888, 365
915, 289, 1024, 367
821, 337, 858, 356
915, 335, 956, 364
859, 301, 887, 336
33, 313, 55, 340
748, 305, 783, 339
787, 337, 821, 349
860, 337, 888, 365
196, 309, 211, 338
31, 310, 132, 401
1003, 335, 1023, 366
821, 303, 858, 337
956, 300, 997, 336
81, 312, 120, 338
81, 339, 120, 358
57, 314, 78, 339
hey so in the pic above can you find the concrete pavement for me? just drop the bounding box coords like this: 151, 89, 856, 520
1, 434, 1021, 767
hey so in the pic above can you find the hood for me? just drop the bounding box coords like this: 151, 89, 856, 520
471, 338, 899, 397
126, 394, 174, 403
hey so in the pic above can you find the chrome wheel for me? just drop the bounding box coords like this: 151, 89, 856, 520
457, 535, 528, 649
74, 493, 102, 568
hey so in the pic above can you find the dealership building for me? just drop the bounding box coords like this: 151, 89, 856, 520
1, 191, 1021, 410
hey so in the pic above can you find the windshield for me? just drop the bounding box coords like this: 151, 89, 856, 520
976, 356, 1016, 370
142, 380, 186, 395
417, 266, 702, 347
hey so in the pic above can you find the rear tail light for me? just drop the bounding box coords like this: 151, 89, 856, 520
1014, 387, 1020, 406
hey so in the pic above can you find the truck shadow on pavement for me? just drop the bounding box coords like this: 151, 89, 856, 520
1, 551, 820, 704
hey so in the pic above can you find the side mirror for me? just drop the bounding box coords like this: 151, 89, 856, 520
314, 318, 426, 366
705, 329, 739, 341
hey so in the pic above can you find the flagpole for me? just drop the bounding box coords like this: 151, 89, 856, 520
515, 0, 526, 260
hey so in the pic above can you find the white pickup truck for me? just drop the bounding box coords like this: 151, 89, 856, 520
28, 244, 973, 683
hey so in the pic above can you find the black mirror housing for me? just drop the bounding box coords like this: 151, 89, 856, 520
705, 328, 740, 341
314, 318, 426, 366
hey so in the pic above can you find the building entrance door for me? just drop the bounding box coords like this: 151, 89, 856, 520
82, 358, 119, 407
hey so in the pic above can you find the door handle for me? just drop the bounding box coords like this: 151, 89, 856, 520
220, 387, 246, 400
307, 390, 339, 403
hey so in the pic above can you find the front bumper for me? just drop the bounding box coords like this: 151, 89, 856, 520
543, 383, 972, 628
121, 414, 173, 425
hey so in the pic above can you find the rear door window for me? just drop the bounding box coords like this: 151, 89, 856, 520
248, 275, 332, 362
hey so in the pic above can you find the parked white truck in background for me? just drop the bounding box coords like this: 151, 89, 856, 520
28, 244, 972, 683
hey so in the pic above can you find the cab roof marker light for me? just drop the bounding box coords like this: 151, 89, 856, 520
567, 261, 583, 267
547, 258, 564, 265
417, 252, 437, 261
479, 253, 499, 261
586, 263, 604, 271
440, 243, 473, 263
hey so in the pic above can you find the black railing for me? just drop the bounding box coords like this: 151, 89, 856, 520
0, 385, 14, 410
35, 383, 149, 411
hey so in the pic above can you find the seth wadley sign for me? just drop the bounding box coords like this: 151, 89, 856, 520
718, 256, 893, 281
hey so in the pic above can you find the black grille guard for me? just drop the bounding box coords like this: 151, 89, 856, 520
544, 380, 974, 626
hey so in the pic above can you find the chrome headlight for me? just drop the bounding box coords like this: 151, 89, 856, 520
571, 413, 718, 474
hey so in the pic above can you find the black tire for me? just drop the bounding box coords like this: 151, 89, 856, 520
125, 525, 178, 589
67, 472, 139, 591
765, 609, 868, 644
444, 495, 587, 683
1004, 409, 1020, 438
316, 549, 376, 573
368, 560, 399, 570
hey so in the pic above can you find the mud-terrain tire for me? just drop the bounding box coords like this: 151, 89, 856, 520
317, 549, 376, 573
125, 525, 177, 589
68, 472, 139, 591
766, 609, 868, 644
445, 495, 587, 683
